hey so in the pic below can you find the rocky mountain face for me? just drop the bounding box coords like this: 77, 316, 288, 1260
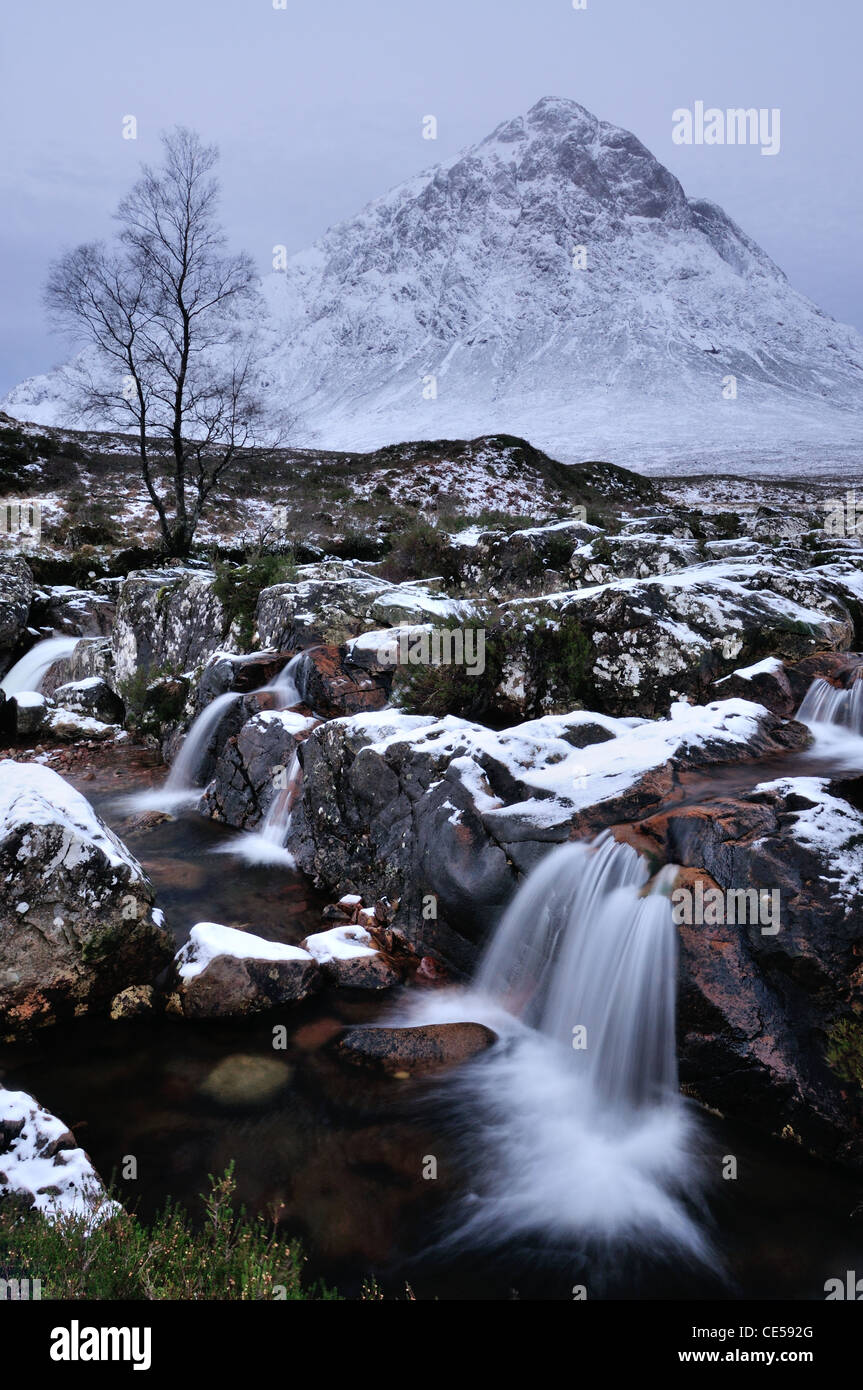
6, 97, 862, 468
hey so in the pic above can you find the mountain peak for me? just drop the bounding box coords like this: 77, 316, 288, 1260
4, 98, 862, 467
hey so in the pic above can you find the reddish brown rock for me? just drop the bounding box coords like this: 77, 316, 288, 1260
301, 644, 390, 718
336, 1021, 497, 1074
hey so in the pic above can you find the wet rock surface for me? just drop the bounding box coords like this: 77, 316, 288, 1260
336, 1022, 498, 1074
0, 760, 173, 1036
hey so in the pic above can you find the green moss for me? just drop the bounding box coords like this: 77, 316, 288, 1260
825, 1019, 863, 1088
212, 553, 298, 647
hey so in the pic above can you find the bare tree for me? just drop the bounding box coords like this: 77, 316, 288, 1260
45, 127, 277, 556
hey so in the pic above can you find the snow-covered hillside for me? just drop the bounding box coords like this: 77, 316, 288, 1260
5, 96, 863, 469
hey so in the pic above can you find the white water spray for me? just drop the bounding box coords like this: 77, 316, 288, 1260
212, 746, 303, 866
120, 652, 307, 815
477, 834, 679, 1108
394, 835, 708, 1259
0, 636, 80, 696
798, 674, 863, 735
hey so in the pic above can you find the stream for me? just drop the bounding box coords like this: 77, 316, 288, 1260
2, 727, 863, 1299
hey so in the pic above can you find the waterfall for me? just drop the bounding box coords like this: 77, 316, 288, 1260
164, 691, 242, 793
476, 835, 679, 1108
258, 748, 302, 847
121, 650, 307, 815
389, 834, 707, 1259
798, 674, 863, 735
263, 651, 305, 706
211, 747, 303, 866
0, 637, 80, 696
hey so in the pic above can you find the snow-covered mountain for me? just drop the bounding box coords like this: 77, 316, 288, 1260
6, 96, 863, 469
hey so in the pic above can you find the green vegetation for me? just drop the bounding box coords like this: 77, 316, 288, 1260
381, 518, 460, 585
212, 552, 298, 646
0, 1167, 339, 1301
61, 487, 124, 548
825, 1019, 863, 1088
397, 609, 594, 724
118, 664, 188, 735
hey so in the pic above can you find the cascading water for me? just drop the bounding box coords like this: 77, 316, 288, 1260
257, 748, 302, 847
164, 691, 242, 794
263, 651, 305, 706
122, 652, 306, 815
394, 834, 708, 1261
0, 636, 80, 696
797, 674, 863, 736
212, 746, 304, 866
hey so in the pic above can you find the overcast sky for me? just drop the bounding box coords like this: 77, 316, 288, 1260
1, 0, 860, 395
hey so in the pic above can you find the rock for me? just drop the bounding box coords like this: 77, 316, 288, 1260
454, 517, 600, 595
31, 585, 115, 638
0, 558, 33, 670
635, 776, 863, 1162
568, 532, 703, 587
52, 676, 125, 725
173, 922, 320, 1018
712, 656, 795, 716
301, 925, 402, 989
112, 568, 238, 687
200, 709, 318, 830
508, 560, 855, 717
198, 1054, 293, 1107
0, 761, 173, 1036
196, 649, 298, 704
109, 984, 156, 1020
41, 636, 115, 697
785, 651, 863, 710
296, 644, 390, 718
336, 1022, 498, 1074
256, 565, 394, 649
12, 690, 49, 735
368, 587, 479, 629
44, 709, 121, 743
290, 699, 810, 967
0, 1084, 116, 1218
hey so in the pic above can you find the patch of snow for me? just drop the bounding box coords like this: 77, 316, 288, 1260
175, 921, 313, 980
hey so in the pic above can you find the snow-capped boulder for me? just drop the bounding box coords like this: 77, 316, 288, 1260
255, 567, 393, 650
172, 922, 320, 1018
508, 561, 855, 717
568, 533, 704, 586
41, 636, 115, 697
0, 761, 173, 1035
31, 584, 115, 638
11, 690, 49, 736
52, 676, 124, 725
44, 708, 122, 743
301, 924, 401, 990
0, 1085, 116, 1220
289, 700, 810, 967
